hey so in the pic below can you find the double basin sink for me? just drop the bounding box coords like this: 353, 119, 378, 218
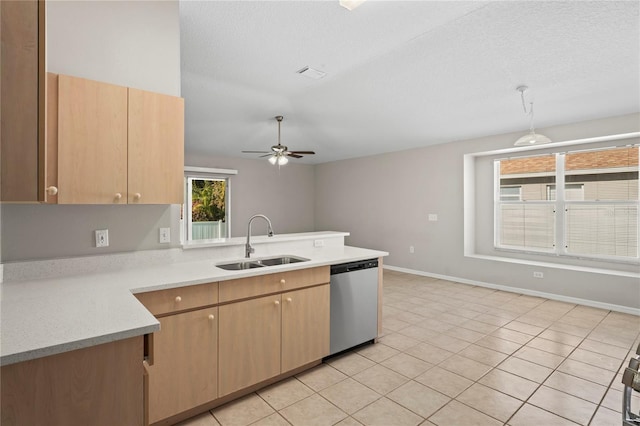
216, 255, 309, 271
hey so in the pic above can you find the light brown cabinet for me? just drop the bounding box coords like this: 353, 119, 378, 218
147, 307, 218, 424
1, 336, 144, 426
45, 73, 184, 204
0, 0, 45, 202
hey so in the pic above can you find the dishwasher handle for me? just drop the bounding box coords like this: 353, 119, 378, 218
330, 259, 378, 275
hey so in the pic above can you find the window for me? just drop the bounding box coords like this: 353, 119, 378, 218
182, 167, 236, 243
495, 146, 639, 261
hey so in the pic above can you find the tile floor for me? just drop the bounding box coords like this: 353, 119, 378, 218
177, 270, 640, 426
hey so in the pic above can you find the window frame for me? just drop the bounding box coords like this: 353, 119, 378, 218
494, 145, 639, 263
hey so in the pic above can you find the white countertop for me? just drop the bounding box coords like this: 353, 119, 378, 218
0, 245, 387, 366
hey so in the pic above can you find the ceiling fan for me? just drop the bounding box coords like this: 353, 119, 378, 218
242, 116, 315, 166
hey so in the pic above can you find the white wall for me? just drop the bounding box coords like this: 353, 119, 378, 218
184, 153, 316, 238
0, 1, 182, 262
315, 113, 640, 311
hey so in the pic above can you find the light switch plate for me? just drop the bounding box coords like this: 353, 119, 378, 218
95, 229, 109, 247
428, 214, 438, 221
159, 227, 171, 244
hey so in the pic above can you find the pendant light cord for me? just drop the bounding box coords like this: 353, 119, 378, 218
519, 88, 535, 132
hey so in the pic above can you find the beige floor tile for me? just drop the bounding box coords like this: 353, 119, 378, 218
516, 314, 555, 329
498, 357, 553, 383
549, 322, 591, 338
588, 329, 638, 349
397, 325, 441, 341
387, 380, 450, 418
600, 388, 626, 412
491, 327, 535, 345
249, 413, 289, 426
415, 366, 473, 397
590, 406, 621, 426
459, 318, 500, 334
557, 359, 616, 386
279, 394, 347, 426
380, 353, 433, 378
356, 342, 399, 363
405, 342, 454, 364
475, 313, 512, 327
543, 371, 607, 404
456, 383, 523, 422
353, 397, 423, 426
327, 352, 376, 377
438, 354, 493, 381
383, 317, 412, 331
424, 333, 471, 353
444, 326, 486, 343
526, 336, 575, 357
378, 333, 420, 351
568, 348, 623, 372
212, 393, 275, 426
457, 344, 508, 367
514, 346, 565, 369
504, 320, 545, 336
394, 311, 429, 324
508, 403, 579, 426
478, 369, 539, 401
334, 417, 364, 426
257, 378, 314, 411
416, 318, 456, 333
428, 400, 502, 426
352, 364, 410, 395
539, 329, 584, 346
578, 338, 630, 360
475, 335, 522, 355
176, 412, 220, 426
319, 378, 381, 415
296, 364, 348, 392
438, 312, 471, 326
528, 386, 597, 425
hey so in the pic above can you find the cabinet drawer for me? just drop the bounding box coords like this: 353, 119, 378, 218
219, 266, 329, 303
135, 282, 218, 316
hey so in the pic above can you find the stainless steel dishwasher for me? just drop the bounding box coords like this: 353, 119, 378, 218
329, 258, 379, 356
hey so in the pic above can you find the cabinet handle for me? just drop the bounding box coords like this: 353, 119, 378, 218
208, 314, 215, 320
134, 193, 142, 201
286, 297, 292, 303
274, 300, 280, 305
114, 193, 122, 200
280, 279, 286, 285
175, 296, 182, 303
46, 186, 58, 196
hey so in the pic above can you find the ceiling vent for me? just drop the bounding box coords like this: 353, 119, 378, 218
297, 66, 326, 80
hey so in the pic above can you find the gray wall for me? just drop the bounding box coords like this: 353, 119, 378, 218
315, 113, 640, 309
184, 154, 316, 238
0, 1, 182, 262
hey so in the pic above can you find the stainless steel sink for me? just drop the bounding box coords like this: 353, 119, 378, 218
216, 255, 309, 270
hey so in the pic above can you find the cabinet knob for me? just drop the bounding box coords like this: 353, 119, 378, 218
46, 186, 58, 196
286, 297, 292, 303
134, 193, 142, 201
280, 279, 286, 285
274, 300, 280, 305
208, 314, 215, 320
175, 296, 182, 303
114, 193, 122, 200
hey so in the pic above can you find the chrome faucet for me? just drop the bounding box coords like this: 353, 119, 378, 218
245, 214, 274, 258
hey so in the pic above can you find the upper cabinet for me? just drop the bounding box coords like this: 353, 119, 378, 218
0, 0, 45, 202
47, 73, 184, 204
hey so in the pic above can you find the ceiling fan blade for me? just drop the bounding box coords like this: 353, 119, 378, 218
242, 150, 271, 154
259, 153, 273, 158
288, 151, 315, 155
287, 153, 303, 158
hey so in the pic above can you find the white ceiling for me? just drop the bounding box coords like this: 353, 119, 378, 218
180, 1, 640, 164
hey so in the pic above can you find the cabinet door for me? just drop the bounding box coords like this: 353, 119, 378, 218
57, 75, 128, 204
218, 295, 281, 397
282, 285, 330, 372
0, 0, 44, 202
128, 88, 184, 204
148, 307, 218, 424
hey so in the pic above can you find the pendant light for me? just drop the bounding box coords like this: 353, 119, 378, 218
514, 86, 551, 146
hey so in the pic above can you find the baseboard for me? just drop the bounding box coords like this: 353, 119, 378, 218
384, 264, 640, 316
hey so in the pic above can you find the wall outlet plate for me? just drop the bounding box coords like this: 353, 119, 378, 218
428, 214, 438, 222
314, 239, 325, 247
95, 229, 109, 248
533, 271, 544, 278
409, 245, 415, 253
159, 227, 171, 244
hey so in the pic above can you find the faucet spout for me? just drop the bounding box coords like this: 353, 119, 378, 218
245, 214, 274, 258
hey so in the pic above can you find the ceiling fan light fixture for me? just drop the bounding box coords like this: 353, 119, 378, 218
277, 155, 288, 166
339, 0, 367, 11
514, 86, 551, 147
268, 155, 278, 165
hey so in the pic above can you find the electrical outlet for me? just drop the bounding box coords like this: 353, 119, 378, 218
409, 245, 415, 254
533, 271, 544, 279
159, 227, 171, 244
314, 239, 325, 247
95, 229, 109, 248
428, 214, 438, 222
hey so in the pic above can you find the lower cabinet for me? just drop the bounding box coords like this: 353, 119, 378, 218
1, 337, 144, 426
147, 307, 218, 424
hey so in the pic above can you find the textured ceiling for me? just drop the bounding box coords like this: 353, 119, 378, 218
180, 1, 640, 164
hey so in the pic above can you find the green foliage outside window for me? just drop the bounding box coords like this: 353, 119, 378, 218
192, 179, 226, 222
